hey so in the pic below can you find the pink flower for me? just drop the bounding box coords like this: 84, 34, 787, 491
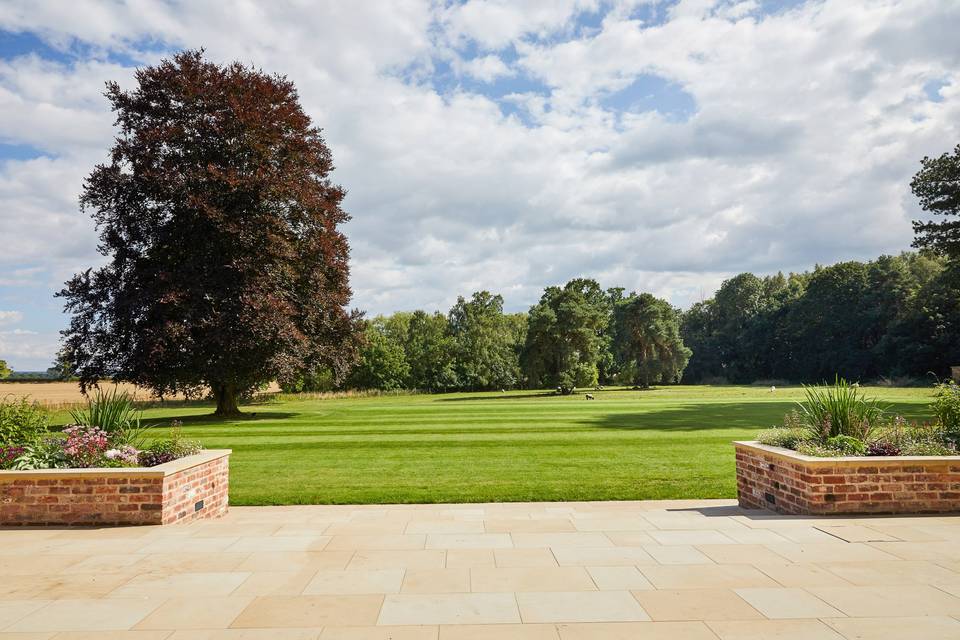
62, 425, 110, 467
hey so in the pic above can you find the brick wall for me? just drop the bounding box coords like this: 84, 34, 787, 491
735, 441, 960, 515
0, 450, 230, 526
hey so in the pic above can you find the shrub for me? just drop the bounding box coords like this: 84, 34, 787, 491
0, 396, 49, 446
931, 380, 960, 445
796, 376, 886, 442
279, 368, 336, 393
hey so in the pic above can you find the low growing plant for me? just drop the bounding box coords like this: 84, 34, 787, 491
756, 425, 809, 450
12, 434, 68, 470
825, 434, 866, 456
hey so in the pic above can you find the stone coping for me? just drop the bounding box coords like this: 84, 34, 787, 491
0, 449, 231, 480
734, 440, 960, 466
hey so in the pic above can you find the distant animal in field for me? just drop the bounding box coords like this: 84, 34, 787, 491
770, 386, 776, 392
501, 389, 506, 393
585, 393, 595, 400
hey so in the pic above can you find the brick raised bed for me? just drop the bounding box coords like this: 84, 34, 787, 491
735, 441, 960, 515
0, 449, 230, 526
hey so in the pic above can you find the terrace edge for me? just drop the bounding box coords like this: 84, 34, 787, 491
734, 440, 960, 515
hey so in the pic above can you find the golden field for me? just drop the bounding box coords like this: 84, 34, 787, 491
0, 381, 280, 408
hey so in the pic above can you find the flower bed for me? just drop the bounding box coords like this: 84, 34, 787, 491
0, 449, 231, 526
735, 440, 960, 515
740, 378, 960, 515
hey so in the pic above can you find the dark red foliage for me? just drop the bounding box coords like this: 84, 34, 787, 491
0, 446, 25, 468
866, 441, 902, 456
58, 50, 361, 415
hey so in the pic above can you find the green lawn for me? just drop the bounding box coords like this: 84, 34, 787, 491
58, 385, 934, 505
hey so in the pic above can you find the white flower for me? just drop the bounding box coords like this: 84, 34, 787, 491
104, 449, 121, 460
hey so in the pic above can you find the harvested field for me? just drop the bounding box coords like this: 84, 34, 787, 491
0, 381, 279, 409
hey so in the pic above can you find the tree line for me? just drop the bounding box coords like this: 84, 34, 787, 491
282, 281, 691, 394
682, 252, 960, 384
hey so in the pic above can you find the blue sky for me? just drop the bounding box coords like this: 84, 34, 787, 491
0, 0, 958, 370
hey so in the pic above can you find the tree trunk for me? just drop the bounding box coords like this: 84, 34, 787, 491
213, 383, 242, 417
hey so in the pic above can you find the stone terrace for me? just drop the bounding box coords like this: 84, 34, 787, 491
3, 500, 960, 639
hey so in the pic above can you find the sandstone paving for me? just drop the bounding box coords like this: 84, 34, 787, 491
2, 499, 960, 637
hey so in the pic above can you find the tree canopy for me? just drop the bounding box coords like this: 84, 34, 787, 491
612, 293, 690, 387
522, 279, 611, 393
0, 359, 10, 379
681, 252, 955, 384
59, 50, 359, 415
912, 143, 960, 261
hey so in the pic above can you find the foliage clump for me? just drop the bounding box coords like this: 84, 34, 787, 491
0, 391, 201, 470
756, 378, 958, 457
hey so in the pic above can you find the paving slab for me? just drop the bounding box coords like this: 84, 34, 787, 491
2, 499, 960, 636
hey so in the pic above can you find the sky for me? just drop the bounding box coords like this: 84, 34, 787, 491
0, 0, 958, 370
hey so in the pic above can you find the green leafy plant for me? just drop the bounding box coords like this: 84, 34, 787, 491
796, 376, 886, 442
69, 388, 149, 448
931, 380, 960, 445
825, 434, 866, 455
12, 434, 68, 470
0, 396, 50, 446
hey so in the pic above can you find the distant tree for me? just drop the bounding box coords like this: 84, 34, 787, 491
522, 278, 608, 393
613, 293, 691, 387
404, 311, 458, 391
0, 359, 10, 379
347, 317, 410, 391
891, 261, 960, 378
782, 262, 876, 381
912, 144, 960, 261
46, 349, 74, 381
449, 291, 520, 390
58, 50, 359, 416
680, 299, 722, 382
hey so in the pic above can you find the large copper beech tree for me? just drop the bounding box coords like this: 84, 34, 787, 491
59, 51, 360, 416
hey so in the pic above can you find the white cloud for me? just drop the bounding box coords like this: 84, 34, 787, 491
460, 54, 513, 82
0, 0, 957, 370
0, 311, 23, 325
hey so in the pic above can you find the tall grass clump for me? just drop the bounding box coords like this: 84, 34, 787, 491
69, 388, 148, 448
796, 376, 886, 442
